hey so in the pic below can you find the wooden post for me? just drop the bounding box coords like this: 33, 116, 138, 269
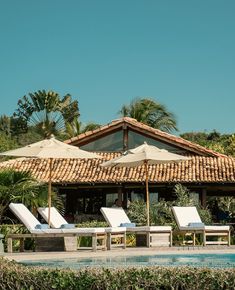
201, 188, 207, 208
145, 160, 150, 226
48, 158, 52, 226
117, 187, 123, 207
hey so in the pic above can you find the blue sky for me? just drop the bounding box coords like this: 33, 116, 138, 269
0, 0, 235, 134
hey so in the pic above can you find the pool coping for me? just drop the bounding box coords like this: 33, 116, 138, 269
2, 246, 235, 262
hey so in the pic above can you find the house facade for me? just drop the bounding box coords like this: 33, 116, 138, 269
1, 117, 235, 221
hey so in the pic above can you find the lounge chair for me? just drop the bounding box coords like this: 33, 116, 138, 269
38, 206, 126, 250
172, 206, 231, 246
8, 203, 107, 252
100, 207, 172, 247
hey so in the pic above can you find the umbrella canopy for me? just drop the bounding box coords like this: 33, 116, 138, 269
101, 142, 190, 226
0, 135, 100, 225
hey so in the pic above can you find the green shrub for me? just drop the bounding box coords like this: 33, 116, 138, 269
0, 258, 235, 290
0, 224, 31, 252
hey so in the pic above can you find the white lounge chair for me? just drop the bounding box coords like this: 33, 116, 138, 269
8, 203, 107, 252
38, 206, 126, 250
100, 207, 172, 247
172, 206, 231, 246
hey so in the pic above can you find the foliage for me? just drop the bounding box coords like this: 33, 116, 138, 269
173, 184, 212, 225
0, 224, 29, 252
0, 132, 17, 156
150, 199, 173, 226
12, 90, 80, 138
119, 97, 178, 132
64, 119, 101, 138
15, 126, 43, 147
180, 130, 235, 157
128, 184, 212, 228
0, 169, 63, 222
1, 258, 235, 290
0, 115, 11, 136
216, 197, 235, 218
76, 220, 108, 228
127, 200, 147, 225
173, 183, 195, 206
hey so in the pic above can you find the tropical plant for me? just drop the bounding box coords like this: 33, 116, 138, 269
173, 183, 196, 206
12, 90, 80, 138
64, 119, 101, 138
0, 115, 11, 136
216, 197, 235, 218
0, 169, 63, 223
128, 184, 212, 227
180, 130, 235, 157
119, 97, 178, 132
0, 132, 17, 154
127, 200, 147, 225
173, 183, 212, 224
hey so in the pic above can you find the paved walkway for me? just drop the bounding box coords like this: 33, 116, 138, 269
2, 246, 235, 262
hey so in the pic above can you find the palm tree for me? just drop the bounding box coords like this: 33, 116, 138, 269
0, 169, 63, 223
64, 119, 101, 138
12, 90, 80, 138
119, 97, 178, 133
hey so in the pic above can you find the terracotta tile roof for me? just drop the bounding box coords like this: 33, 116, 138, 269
65, 117, 225, 157
1, 153, 235, 184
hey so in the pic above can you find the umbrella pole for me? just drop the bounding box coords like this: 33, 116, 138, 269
48, 158, 52, 227
144, 160, 150, 226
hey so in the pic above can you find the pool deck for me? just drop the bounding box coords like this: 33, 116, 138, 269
2, 246, 235, 262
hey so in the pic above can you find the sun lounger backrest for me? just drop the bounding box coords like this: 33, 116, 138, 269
172, 206, 202, 228
38, 207, 68, 228
9, 203, 40, 231
100, 207, 131, 227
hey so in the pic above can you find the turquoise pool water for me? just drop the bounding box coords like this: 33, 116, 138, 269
21, 253, 235, 269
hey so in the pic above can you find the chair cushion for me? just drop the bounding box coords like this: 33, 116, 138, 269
60, 224, 75, 229
120, 222, 136, 227
188, 222, 205, 228
35, 224, 49, 229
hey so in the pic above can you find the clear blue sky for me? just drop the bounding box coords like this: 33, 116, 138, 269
1, 0, 235, 134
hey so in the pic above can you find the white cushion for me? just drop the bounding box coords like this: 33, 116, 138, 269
9, 203, 41, 232
100, 207, 131, 227
38, 207, 68, 228
172, 206, 202, 229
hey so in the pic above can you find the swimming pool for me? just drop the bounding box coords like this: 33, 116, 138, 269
21, 253, 235, 269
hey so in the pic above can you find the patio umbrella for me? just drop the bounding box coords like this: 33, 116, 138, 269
101, 142, 190, 226
0, 135, 100, 225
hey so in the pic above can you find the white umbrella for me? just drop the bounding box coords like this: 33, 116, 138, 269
0, 135, 101, 225
101, 142, 190, 226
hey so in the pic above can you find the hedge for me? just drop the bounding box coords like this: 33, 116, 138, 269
1, 258, 235, 290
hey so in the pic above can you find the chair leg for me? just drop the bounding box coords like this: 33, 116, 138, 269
92, 234, 97, 252
192, 233, 196, 246
122, 232, 126, 249
146, 232, 150, 247
203, 230, 206, 246
7, 238, 12, 253
107, 232, 111, 250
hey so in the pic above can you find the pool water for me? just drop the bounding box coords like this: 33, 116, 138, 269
22, 253, 235, 269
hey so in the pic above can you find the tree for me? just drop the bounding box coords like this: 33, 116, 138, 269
180, 131, 235, 156
64, 119, 101, 138
0, 169, 63, 223
119, 97, 178, 132
12, 90, 80, 138
0, 115, 11, 136
0, 132, 17, 154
